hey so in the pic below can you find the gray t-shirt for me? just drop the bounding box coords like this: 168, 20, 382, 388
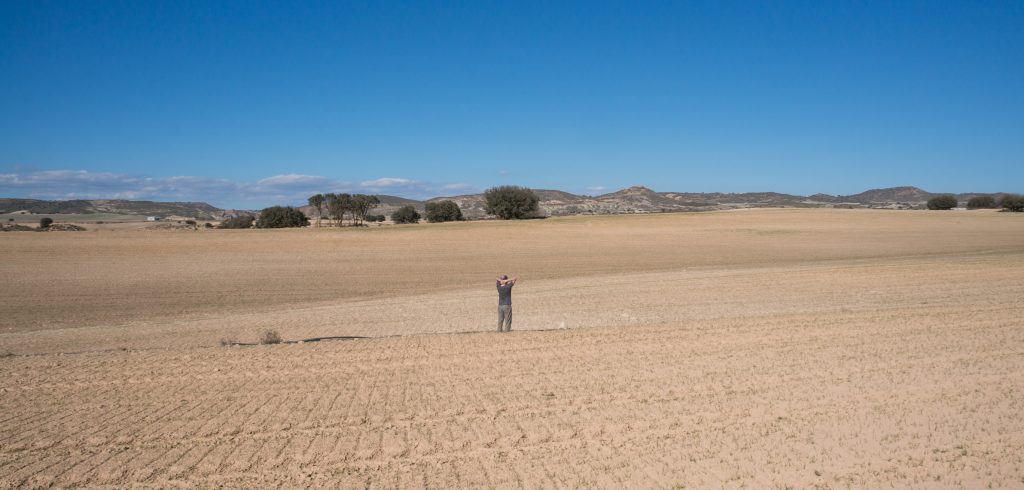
497, 281, 513, 306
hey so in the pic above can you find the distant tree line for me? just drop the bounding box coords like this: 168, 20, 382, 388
929, 193, 1024, 212
218, 186, 545, 230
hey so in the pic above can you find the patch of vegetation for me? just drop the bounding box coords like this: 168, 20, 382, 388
425, 200, 463, 222
219, 337, 238, 347
966, 196, 997, 209
1, 224, 35, 232
47, 224, 86, 231
39, 217, 53, 229
260, 330, 282, 345
998, 193, 1024, 212
391, 206, 421, 224
484, 185, 540, 219
257, 206, 309, 228
218, 215, 255, 229
364, 214, 387, 223
926, 195, 957, 210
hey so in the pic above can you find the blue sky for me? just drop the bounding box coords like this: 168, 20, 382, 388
1, 1, 1022, 208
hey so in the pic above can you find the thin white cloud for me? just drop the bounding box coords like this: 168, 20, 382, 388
256, 174, 332, 187
0, 169, 476, 208
359, 177, 414, 187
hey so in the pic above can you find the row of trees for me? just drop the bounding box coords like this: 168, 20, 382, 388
928, 193, 1024, 211
388, 186, 541, 224
307, 193, 381, 227
389, 201, 464, 224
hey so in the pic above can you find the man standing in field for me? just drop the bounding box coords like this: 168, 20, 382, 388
497, 275, 517, 332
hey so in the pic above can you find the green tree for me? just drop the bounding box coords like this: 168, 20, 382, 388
391, 205, 421, 224
998, 193, 1024, 212
350, 194, 380, 225
966, 196, 997, 210
325, 193, 352, 226
39, 217, 53, 229
257, 206, 309, 228
926, 195, 958, 210
308, 194, 325, 227
425, 200, 464, 222
484, 186, 540, 219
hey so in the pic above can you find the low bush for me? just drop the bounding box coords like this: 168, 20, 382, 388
926, 195, 957, 210
484, 186, 540, 219
998, 193, 1024, 212
39, 217, 53, 229
257, 206, 309, 228
391, 206, 421, 224
966, 196, 996, 209
425, 200, 464, 222
218, 215, 255, 229
260, 330, 282, 345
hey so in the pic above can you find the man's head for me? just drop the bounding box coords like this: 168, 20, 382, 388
500, 275, 508, 280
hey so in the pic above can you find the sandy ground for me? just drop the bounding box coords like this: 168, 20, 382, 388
1, 209, 1023, 488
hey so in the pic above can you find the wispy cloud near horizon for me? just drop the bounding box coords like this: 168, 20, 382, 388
0, 169, 478, 209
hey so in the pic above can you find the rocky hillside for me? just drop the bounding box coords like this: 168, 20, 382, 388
11, 185, 1004, 223
381, 186, 1008, 218
0, 198, 224, 219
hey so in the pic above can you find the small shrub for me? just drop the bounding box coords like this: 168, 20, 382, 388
391, 206, 421, 224
425, 200, 464, 222
926, 195, 957, 210
260, 330, 282, 345
257, 206, 309, 228
204, 222, 214, 228
218, 215, 255, 229
998, 193, 1024, 212
484, 185, 540, 219
39, 217, 53, 229
966, 196, 997, 209
365, 214, 386, 223
185, 219, 196, 226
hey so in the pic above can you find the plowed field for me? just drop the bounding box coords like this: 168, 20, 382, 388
2, 209, 1023, 488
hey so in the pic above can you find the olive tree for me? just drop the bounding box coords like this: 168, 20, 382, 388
483, 186, 540, 219
926, 195, 957, 210
966, 196, 997, 209
391, 206, 421, 224
257, 206, 309, 228
999, 193, 1024, 212
425, 200, 463, 222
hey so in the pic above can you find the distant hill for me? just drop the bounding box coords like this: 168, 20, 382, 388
0, 198, 224, 219
833, 186, 933, 204
5, 185, 1011, 222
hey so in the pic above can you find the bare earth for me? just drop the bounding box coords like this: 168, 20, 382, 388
1, 209, 1023, 488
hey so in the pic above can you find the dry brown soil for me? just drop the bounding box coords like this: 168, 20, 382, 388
1, 209, 1023, 488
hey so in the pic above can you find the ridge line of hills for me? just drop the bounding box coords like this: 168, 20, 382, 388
1, 186, 1012, 220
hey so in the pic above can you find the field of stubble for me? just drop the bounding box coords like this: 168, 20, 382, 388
1, 209, 1023, 488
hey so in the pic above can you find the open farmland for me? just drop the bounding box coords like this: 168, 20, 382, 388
1, 209, 1023, 487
